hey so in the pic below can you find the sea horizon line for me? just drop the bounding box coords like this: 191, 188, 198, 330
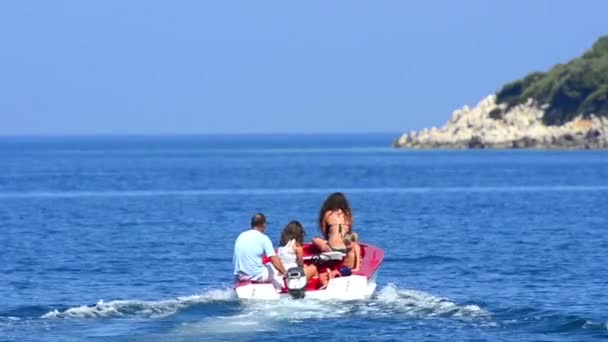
0, 131, 401, 138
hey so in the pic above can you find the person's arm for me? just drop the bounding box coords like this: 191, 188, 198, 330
319, 211, 329, 237
263, 236, 287, 276
295, 246, 304, 267
270, 255, 287, 276
352, 244, 361, 271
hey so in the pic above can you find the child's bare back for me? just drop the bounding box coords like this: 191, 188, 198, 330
343, 232, 361, 271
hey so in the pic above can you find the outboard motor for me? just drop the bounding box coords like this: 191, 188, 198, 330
285, 267, 307, 299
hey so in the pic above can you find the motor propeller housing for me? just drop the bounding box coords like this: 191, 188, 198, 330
285, 267, 307, 299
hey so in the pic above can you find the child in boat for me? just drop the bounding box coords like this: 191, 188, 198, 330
342, 232, 361, 272
278, 221, 319, 282
319, 232, 361, 287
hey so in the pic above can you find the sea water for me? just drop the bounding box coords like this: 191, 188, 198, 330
1, 134, 607, 341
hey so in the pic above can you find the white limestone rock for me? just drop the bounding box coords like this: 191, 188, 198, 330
394, 95, 608, 149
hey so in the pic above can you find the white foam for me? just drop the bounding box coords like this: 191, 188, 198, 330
166, 284, 490, 340
175, 312, 275, 337
41, 284, 487, 324
582, 320, 608, 331
373, 284, 487, 319
242, 296, 351, 320
170, 296, 349, 338
41, 288, 235, 319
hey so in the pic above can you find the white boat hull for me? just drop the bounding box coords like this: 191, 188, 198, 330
235, 275, 376, 301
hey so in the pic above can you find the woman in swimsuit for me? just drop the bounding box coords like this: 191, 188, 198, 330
312, 192, 353, 254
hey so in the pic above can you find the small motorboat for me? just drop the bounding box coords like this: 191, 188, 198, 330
234, 243, 384, 300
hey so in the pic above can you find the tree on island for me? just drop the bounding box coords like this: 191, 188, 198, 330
494, 36, 608, 125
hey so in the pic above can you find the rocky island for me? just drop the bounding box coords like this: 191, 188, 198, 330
394, 36, 608, 149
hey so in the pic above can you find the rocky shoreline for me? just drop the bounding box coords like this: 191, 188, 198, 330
394, 95, 608, 149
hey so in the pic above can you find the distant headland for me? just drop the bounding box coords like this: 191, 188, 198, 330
394, 36, 608, 149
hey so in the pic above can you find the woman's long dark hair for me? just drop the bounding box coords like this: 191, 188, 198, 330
318, 192, 353, 232
280, 220, 305, 246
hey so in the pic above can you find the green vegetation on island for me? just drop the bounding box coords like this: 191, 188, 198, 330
494, 36, 608, 125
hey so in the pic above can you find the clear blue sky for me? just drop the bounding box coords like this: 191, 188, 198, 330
1, 1, 606, 135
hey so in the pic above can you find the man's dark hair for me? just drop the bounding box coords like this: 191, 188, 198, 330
251, 213, 267, 228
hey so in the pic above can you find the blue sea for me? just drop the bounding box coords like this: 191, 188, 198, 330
1, 134, 607, 341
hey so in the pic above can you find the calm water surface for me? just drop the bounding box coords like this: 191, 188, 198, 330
1, 134, 607, 341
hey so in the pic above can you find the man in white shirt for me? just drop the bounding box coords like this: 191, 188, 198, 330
233, 213, 287, 282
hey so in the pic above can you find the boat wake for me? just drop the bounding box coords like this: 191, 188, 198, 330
163, 284, 490, 338
38, 284, 484, 321
372, 284, 487, 319
3, 285, 605, 339
40, 288, 235, 319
